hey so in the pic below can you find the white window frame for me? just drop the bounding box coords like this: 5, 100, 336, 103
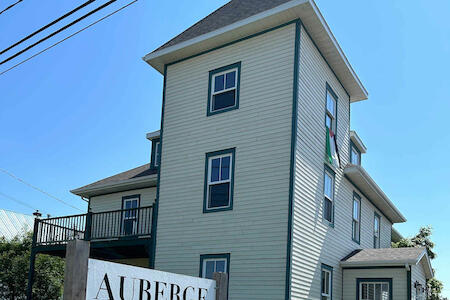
326, 90, 337, 132
323, 170, 334, 223
154, 141, 161, 167
352, 195, 361, 242
207, 153, 233, 209
122, 197, 139, 235
210, 68, 238, 112
359, 282, 390, 300
351, 145, 360, 165
374, 214, 381, 248
202, 258, 228, 279
321, 267, 332, 300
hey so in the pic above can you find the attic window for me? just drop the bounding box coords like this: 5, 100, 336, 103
350, 142, 361, 165
208, 62, 241, 116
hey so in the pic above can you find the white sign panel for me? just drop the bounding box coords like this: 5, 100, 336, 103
86, 259, 216, 300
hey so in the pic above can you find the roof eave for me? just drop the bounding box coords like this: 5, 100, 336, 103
143, 0, 368, 102
350, 130, 367, 153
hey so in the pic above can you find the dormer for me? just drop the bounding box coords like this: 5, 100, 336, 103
146, 130, 161, 168
349, 130, 366, 165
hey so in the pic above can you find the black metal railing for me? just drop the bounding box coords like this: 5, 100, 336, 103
34, 206, 154, 246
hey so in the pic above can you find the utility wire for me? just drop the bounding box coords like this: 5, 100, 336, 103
0, 190, 38, 212
0, 168, 84, 212
0, 0, 138, 76
0, 0, 95, 55
0, 0, 117, 65
0, 0, 22, 16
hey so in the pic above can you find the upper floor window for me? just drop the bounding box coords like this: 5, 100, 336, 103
122, 195, 139, 236
204, 149, 235, 213
200, 254, 230, 279
352, 193, 361, 243
154, 141, 161, 167
323, 167, 335, 225
321, 264, 333, 300
207, 62, 241, 116
373, 213, 381, 248
325, 84, 337, 133
350, 142, 361, 165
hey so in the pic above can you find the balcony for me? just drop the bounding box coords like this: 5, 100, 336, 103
32, 205, 155, 260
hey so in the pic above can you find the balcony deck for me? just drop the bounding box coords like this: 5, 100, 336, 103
32, 205, 155, 260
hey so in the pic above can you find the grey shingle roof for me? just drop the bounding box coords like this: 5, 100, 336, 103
341, 247, 426, 265
73, 164, 157, 192
153, 0, 294, 52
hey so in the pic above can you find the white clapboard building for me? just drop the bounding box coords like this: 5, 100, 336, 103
29, 1, 433, 299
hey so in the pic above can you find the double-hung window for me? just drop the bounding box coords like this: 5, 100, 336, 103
374, 213, 381, 248
204, 149, 235, 212
352, 193, 361, 243
350, 142, 361, 165
154, 141, 161, 167
200, 254, 230, 280
208, 62, 241, 115
325, 85, 337, 133
321, 264, 333, 300
323, 167, 335, 224
358, 279, 391, 300
122, 195, 139, 236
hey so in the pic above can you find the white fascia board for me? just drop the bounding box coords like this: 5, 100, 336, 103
415, 250, 434, 279
146, 130, 161, 140
350, 130, 367, 153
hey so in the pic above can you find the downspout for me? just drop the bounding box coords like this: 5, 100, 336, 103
406, 264, 411, 300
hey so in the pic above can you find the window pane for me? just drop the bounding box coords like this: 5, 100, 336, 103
225, 71, 236, 89
216, 260, 226, 273
321, 271, 326, 293
211, 158, 220, 182
353, 200, 359, 220
221, 156, 230, 180
209, 183, 230, 208
214, 74, 224, 92
325, 115, 332, 129
362, 284, 368, 299
368, 284, 375, 299
324, 198, 333, 222
205, 261, 215, 279
375, 284, 382, 300
351, 148, 360, 165
326, 93, 335, 116
213, 90, 236, 111
324, 173, 332, 199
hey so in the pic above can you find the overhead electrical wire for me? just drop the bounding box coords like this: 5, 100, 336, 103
0, 0, 96, 55
0, 190, 38, 211
0, 168, 85, 211
0, 0, 138, 76
0, 0, 23, 16
0, 0, 117, 65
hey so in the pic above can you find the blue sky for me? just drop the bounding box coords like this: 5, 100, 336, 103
1, 0, 449, 295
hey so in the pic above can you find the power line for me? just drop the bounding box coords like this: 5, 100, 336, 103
0, 190, 38, 211
0, 0, 95, 55
0, 0, 138, 76
0, 0, 22, 16
0, 168, 84, 212
0, 0, 117, 65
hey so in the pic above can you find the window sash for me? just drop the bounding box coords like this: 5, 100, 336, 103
207, 154, 233, 209
154, 142, 161, 166
212, 69, 237, 96
374, 215, 381, 248
351, 147, 360, 165
360, 282, 390, 300
202, 258, 227, 279
321, 269, 332, 298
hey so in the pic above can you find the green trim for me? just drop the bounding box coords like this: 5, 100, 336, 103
356, 278, 393, 300
149, 64, 167, 268
199, 253, 231, 277
343, 266, 405, 270
285, 19, 302, 300
323, 164, 336, 227
207, 62, 241, 116
203, 148, 236, 213
374, 212, 381, 248
352, 192, 362, 244
150, 138, 161, 169
167, 20, 299, 68
407, 268, 411, 300
321, 264, 333, 300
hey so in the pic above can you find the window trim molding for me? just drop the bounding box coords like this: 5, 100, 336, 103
374, 212, 381, 248
350, 140, 361, 165
321, 264, 333, 300
324, 82, 338, 137
352, 192, 362, 244
323, 164, 336, 227
207, 62, 241, 116
356, 278, 393, 300
150, 138, 161, 168
121, 194, 141, 236
203, 148, 236, 213
199, 253, 231, 278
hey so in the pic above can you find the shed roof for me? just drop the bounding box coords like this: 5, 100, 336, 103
0, 209, 35, 240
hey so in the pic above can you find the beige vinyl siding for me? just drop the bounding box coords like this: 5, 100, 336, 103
343, 268, 407, 299
290, 25, 394, 300
411, 262, 427, 299
89, 188, 156, 213
155, 24, 296, 300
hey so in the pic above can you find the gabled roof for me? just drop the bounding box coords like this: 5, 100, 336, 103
144, 0, 368, 102
71, 164, 158, 198
341, 247, 434, 279
0, 209, 35, 240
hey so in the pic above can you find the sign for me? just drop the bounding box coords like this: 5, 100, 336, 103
86, 259, 216, 300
